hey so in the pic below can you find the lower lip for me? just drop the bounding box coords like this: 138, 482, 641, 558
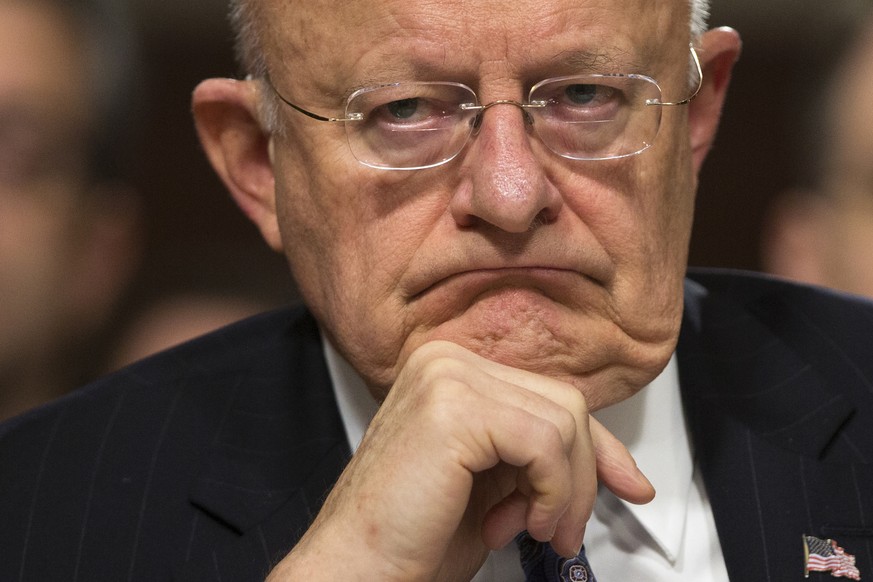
411, 268, 599, 308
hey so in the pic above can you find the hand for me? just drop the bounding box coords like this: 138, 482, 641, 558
267, 340, 654, 581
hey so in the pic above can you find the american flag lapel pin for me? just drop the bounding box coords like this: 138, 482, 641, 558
804, 534, 861, 579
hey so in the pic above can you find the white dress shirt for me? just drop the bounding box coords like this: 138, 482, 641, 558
322, 338, 729, 581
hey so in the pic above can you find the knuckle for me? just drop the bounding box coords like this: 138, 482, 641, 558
558, 381, 589, 416
414, 376, 467, 416
407, 341, 468, 382
417, 357, 467, 392
408, 339, 463, 364
554, 407, 579, 449
534, 416, 569, 455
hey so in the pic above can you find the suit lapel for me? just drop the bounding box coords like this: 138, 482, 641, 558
182, 310, 352, 580
679, 274, 873, 580
679, 277, 856, 459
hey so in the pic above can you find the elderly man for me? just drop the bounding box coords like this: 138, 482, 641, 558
2, 0, 871, 581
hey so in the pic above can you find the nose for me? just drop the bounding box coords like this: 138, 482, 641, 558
450, 102, 563, 233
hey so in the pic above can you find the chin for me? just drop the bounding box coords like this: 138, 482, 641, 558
424, 302, 603, 376
434, 299, 674, 407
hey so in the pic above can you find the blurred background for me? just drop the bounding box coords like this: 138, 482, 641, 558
694, 0, 871, 270
2, 0, 871, 420
120, 0, 297, 333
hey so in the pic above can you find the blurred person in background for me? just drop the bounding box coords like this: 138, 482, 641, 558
762, 11, 873, 297
0, 0, 141, 421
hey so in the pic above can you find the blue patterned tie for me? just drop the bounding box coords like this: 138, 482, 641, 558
516, 532, 598, 582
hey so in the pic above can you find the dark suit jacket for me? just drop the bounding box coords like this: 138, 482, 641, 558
1, 269, 872, 581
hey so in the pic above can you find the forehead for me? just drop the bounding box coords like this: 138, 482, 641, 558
260, 0, 688, 92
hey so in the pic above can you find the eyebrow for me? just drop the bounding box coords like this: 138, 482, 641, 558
345, 61, 448, 95
335, 45, 654, 101
551, 48, 649, 75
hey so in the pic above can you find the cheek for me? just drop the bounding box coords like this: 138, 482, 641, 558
559, 148, 691, 271
273, 153, 447, 381
620, 142, 693, 336
559, 142, 691, 340
0, 192, 77, 285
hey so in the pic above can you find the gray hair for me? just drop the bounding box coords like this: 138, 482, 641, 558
691, 0, 711, 39
229, 0, 712, 132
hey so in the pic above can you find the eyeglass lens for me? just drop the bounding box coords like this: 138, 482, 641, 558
341, 76, 665, 170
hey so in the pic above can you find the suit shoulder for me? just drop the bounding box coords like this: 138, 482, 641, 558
0, 305, 321, 447
681, 268, 873, 465
682, 268, 873, 403
685, 267, 873, 326
0, 305, 340, 580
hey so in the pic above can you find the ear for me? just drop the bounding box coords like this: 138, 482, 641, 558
688, 27, 742, 173
192, 78, 282, 252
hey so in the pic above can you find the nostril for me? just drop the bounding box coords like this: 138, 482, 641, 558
531, 205, 560, 230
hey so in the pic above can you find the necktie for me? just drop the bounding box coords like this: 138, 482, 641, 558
516, 532, 598, 582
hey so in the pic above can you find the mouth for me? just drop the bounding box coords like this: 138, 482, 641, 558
400, 238, 615, 319
408, 266, 604, 308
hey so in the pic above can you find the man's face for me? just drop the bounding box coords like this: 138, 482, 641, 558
0, 1, 94, 369
261, 0, 699, 408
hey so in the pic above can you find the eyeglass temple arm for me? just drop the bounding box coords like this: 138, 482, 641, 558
261, 74, 362, 123
647, 44, 703, 107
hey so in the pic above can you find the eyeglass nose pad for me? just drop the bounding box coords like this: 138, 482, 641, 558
471, 113, 483, 135
521, 109, 534, 126
469, 105, 534, 136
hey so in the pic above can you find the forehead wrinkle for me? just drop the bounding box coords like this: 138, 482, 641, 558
265, 0, 683, 99
304, 15, 468, 98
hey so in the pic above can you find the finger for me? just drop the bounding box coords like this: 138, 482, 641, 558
402, 344, 582, 454
481, 490, 528, 550
589, 416, 655, 504
465, 349, 598, 555
548, 409, 596, 557
470, 402, 575, 543
470, 354, 589, 454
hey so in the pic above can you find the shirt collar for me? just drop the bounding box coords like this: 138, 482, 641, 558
322, 335, 379, 453
591, 354, 693, 563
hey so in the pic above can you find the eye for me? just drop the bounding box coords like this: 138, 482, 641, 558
531, 77, 630, 124
559, 83, 620, 108
564, 84, 598, 105
369, 96, 456, 127
386, 98, 419, 120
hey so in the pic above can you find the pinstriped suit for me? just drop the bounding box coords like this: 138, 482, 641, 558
681, 270, 873, 581
0, 309, 350, 581
1, 269, 872, 581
